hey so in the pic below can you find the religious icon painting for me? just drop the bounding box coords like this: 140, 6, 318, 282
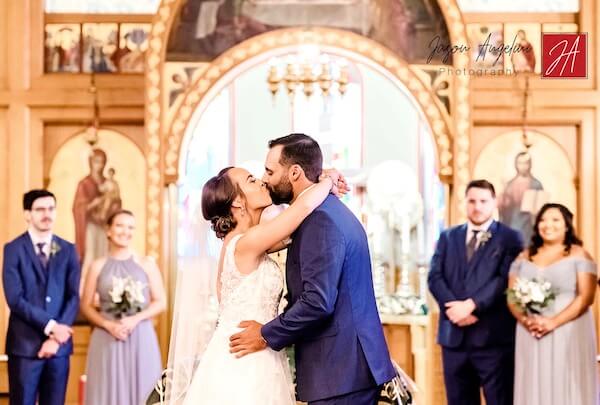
467, 23, 504, 70
44, 23, 81, 73
504, 23, 541, 74
82, 23, 119, 73
116, 24, 151, 73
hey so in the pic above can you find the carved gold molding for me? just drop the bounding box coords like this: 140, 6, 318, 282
145, 0, 472, 257
145, 0, 179, 259
166, 28, 455, 183
436, 0, 471, 221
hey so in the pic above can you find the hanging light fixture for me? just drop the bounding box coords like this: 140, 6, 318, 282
520, 75, 532, 150
84, 72, 100, 146
267, 46, 349, 99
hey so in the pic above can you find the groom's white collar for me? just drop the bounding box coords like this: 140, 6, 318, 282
466, 217, 494, 244
293, 183, 317, 202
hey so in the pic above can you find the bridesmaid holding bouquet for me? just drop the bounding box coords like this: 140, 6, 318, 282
507, 203, 598, 405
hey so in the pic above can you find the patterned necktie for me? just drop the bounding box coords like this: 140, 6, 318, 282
466, 230, 480, 262
36, 242, 49, 269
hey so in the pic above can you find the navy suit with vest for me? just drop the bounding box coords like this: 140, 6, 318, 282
262, 195, 395, 404
428, 221, 523, 405
2, 233, 81, 405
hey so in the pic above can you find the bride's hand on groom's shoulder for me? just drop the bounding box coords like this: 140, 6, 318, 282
229, 320, 267, 358
320, 168, 351, 197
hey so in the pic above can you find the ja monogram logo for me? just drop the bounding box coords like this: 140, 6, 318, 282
542, 33, 588, 78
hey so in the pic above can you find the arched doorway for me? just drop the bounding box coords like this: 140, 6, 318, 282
146, 3, 472, 398
144, 0, 472, 263
171, 38, 450, 305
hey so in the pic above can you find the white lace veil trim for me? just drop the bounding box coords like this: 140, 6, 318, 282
165, 263, 218, 404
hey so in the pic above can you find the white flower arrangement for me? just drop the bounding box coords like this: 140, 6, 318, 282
50, 240, 61, 257
506, 277, 556, 315
108, 275, 146, 318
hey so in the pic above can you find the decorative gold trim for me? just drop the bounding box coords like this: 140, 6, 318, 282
166, 28, 455, 183
145, 0, 178, 259
435, 0, 471, 221
145, 0, 472, 257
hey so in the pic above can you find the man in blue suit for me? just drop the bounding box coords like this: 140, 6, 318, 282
3, 190, 81, 405
428, 180, 523, 405
230, 133, 395, 404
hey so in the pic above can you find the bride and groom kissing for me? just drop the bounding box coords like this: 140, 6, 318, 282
176, 133, 396, 404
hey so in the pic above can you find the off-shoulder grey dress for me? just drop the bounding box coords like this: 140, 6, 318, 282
510, 257, 598, 405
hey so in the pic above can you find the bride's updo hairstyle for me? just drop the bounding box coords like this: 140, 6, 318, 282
202, 167, 242, 239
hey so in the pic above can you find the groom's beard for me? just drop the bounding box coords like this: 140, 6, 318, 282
268, 179, 293, 205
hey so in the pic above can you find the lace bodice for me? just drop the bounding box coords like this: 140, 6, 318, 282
218, 234, 284, 327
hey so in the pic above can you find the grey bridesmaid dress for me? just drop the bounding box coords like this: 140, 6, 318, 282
511, 257, 598, 405
84, 256, 162, 405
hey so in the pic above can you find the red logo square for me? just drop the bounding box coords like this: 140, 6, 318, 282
542, 33, 587, 78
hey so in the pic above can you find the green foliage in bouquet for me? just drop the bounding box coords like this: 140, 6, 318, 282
506, 277, 556, 315
108, 275, 146, 319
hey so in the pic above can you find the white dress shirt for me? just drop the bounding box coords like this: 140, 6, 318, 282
27, 229, 56, 336
28, 229, 52, 257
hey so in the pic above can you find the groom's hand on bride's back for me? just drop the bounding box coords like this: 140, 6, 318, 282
229, 320, 267, 358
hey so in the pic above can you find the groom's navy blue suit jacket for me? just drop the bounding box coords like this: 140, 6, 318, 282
3, 233, 81, 358
262, 195, 395, 402
428, 221, 523, 348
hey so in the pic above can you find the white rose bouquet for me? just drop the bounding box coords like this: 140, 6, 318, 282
506, 277, 556, 315
108, 275, 146, 319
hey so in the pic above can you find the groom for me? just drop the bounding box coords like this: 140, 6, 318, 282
3, 190, 81, 405
428, 180, 523, 405
230, 133, 395, 404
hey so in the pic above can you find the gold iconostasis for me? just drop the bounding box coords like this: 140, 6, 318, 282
0, 0, 598, 403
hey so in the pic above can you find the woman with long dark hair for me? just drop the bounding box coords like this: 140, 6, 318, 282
507, 203, 597, 405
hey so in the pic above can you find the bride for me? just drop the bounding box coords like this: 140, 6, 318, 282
172, 166, 343, 404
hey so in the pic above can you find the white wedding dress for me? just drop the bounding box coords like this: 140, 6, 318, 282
183, 234, 296, 405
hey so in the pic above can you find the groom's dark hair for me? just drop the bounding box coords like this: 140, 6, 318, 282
268, 133, 323, 182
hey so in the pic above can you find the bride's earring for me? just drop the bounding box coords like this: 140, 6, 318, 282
241, 207, 246, 217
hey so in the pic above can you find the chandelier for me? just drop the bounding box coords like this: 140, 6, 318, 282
267, 46, 349, 98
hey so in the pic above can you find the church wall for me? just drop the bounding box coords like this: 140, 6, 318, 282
470, 104, 599, 250
0, 1, 151, 401
0, 107, 8, 359
0, 0, 7, 90
467, 0, 600, 347
0, 0, 598, 403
